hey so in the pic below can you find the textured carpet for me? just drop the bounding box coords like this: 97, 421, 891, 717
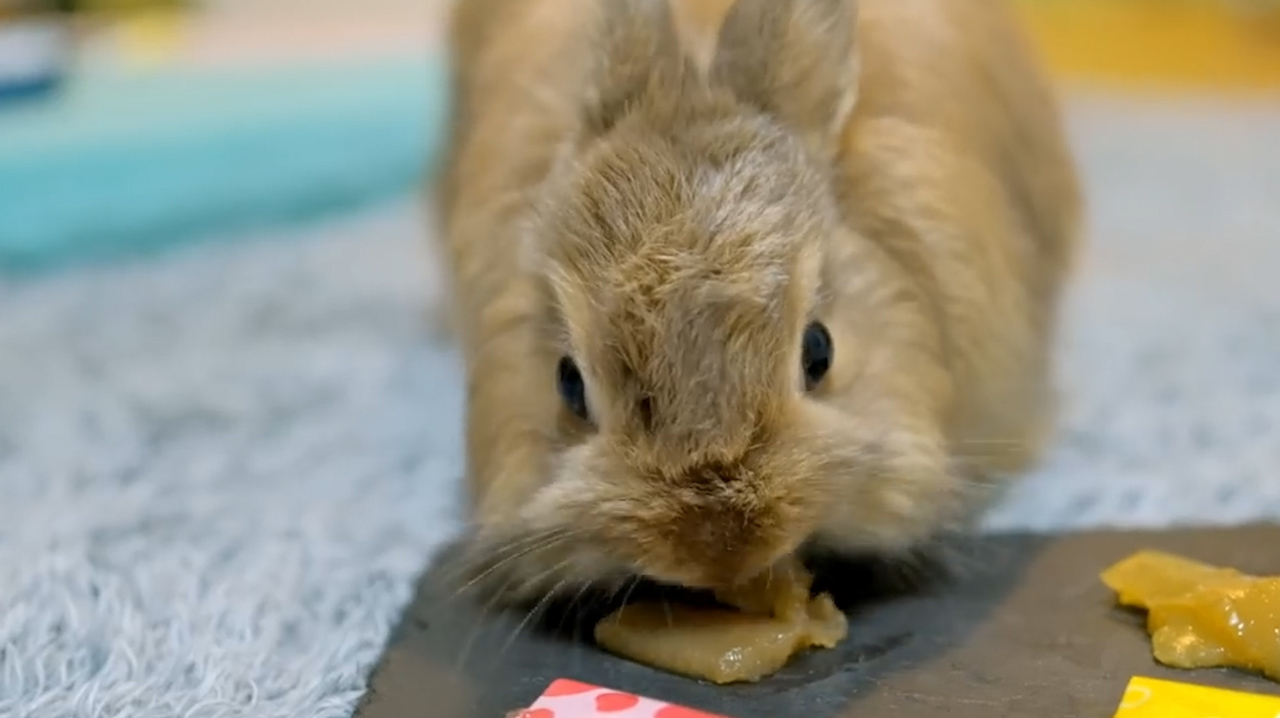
2, 97, 1279, 718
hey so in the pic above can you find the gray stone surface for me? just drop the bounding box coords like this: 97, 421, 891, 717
358, 525, 1280, 718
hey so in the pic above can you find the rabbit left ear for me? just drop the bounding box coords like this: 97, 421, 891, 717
581, 0, 689, 136
710, 0, 860, 160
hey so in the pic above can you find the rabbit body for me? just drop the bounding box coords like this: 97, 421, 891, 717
437, 0, 1082, 600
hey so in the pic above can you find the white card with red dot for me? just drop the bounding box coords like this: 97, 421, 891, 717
513, 678, 732, 718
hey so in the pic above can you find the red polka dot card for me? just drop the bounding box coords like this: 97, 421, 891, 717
511, 679, 732, 718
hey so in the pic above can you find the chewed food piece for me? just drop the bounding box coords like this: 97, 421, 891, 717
1101, 550, 1280, 682
593, 593, 847, 685
594, 560, 848, 684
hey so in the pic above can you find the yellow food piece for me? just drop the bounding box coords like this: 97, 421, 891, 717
1101, 550, 1280, 682
594, 561, 848, 684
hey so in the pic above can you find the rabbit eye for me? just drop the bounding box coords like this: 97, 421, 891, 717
802, 322, 833, 390
557, 357, 590, 421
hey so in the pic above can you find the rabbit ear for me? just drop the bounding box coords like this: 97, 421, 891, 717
582, 0, 688, 136
710, 0, 859, 159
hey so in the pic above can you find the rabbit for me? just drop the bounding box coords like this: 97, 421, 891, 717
434, 0, 1083, 606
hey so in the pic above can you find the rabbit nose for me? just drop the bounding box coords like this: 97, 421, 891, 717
668, 499, 779, 587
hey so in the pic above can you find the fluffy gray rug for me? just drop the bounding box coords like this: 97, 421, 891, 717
2, 97, 1279, 718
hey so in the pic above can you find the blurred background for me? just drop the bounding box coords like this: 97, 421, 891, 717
0, 0, 448, 269
1, 0, 1278, 270
1, 1, 1279, 717
1, 0, 1279, 269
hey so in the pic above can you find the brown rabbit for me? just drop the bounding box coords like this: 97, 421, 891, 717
435, 0, 1083, 603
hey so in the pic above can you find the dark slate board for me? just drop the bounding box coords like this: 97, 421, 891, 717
355, 525, 1280, 718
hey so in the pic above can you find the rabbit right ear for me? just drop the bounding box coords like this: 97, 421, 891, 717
582, 0, 689, 136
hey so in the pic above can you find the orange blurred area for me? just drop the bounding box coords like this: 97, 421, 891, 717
11, 0, 1280, 94
1012, 0, 1280, 93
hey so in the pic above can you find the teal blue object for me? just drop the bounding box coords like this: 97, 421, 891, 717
0, 56, 448, 274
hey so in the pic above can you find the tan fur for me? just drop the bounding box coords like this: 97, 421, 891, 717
436, 0, 1083, 601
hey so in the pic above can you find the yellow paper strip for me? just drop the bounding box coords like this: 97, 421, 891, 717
1113, 676, 1280, 718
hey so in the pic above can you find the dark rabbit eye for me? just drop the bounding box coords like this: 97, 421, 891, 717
802, 322, 833, 390
557, 357, 590, 420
